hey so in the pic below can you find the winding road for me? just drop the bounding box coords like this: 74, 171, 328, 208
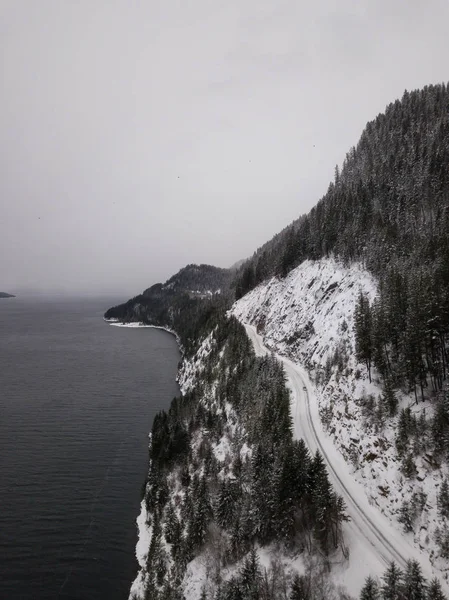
244, 323, 437, 593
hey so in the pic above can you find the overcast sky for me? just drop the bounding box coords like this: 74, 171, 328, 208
1, 0, 448, 296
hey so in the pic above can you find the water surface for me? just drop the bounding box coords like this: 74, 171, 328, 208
0, 297, 180, 600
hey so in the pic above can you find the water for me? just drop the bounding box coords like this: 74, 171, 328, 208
0, 297, 180, 600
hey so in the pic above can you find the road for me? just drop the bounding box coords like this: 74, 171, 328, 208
244, 323, 437, 593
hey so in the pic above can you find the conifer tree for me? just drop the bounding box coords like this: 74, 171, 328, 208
398, 500, 414, 532
216, 480, 239, 530
290, 572, 309, 600
164, 502, 179, 545
382, 378, 398, 417
437, 478, 449, 519
381, 561, 403, 600
402, 560, 426, 600
190, 476, 212, 549
360, 576, 380, 600
239, 548, 262, 600
427, 578, 445, 600
355, 291, 373, 382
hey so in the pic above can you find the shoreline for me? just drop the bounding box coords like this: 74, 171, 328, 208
103, 318, 184, 354
104, 317, 183, 599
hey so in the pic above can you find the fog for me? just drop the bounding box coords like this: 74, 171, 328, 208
1, 0, 448, 296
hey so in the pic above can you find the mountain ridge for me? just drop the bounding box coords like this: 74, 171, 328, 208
105, 83, 449, 600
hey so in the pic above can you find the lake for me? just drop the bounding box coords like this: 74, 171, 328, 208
0, 297, 180, 600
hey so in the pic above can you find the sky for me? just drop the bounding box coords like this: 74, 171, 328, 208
1, 0, 449, 296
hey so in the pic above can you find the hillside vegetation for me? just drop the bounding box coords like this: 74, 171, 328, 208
106, 84, 449, 599
105, 264, 232, 355
236, 84, 449, 399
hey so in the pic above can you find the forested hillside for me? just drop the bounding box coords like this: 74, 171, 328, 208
105, 264, 232, 355
236, 83, 449, 399
137, 313, 349, 599
106, 83, 449, 599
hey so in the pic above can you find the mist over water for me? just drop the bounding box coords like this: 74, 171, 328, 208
0, 297, 180, 600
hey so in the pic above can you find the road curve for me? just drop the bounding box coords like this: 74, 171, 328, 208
244, 323, 437, 591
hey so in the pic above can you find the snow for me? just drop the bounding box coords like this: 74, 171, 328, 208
232, 257, 377, 370
128, 499, 151, 599
120, 255, 448, 598
233, 257, 449, 591
106, 320, 183, 354
178, 332, 215, 394
213, 436, 231, 462
135, 501, 151, 568
109, 321, 150, 328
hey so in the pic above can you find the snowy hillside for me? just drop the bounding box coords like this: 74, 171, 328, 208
233, 258, 377, 369
232, 257, 449, 583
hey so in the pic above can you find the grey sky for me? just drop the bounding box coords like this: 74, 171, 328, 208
1, 0, 448, 296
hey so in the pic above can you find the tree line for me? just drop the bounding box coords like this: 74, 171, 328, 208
235, 84, 449, 399
137, 314, 348, 600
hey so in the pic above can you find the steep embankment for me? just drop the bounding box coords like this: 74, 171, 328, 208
244, 324, 436, 588
233, 257, 449, 585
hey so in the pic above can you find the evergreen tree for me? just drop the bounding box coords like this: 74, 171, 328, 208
216, 480, 239, 530
396, 408, 412, 456
398, 500, 414, 532
190, 476, 212, 549
360, 576, 380, 600
290, 572, 309, 600
164, 502, 179, 545
402, 560, 426, 600
401, 453, 417, 479
437, 478, 449, 519
382, 378, 398, 417
381, 562, 403, 600
427, 578, 445, 600
355, 291, 374, 382
239, 548, 262, 600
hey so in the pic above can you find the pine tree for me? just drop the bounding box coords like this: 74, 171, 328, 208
427, 578, 445, 600
401, 453, 417, 479
250, 444, 275, 542
239, 548, 262, 600
437, 478, 449, 519
360, 576, 380, 600
164, 502, 179, 544
222, 578, 244, 600
354, 291, 374, 382
372, 298, 391, 378
290, 572, 309, 600
396, 408, 412, 456
381, 562, 403, 600
398, 500, 414, 532
280, 227, 299, 277
216, 480, 239, 530
191, 476, 212, 549
432, 391, 449, 457
382, 378, 398, 417
402, 560, 426, 600
307, 451, 335, 553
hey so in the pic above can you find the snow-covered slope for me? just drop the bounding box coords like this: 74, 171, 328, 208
233, 258, 377, 369
232, 257, 449, 586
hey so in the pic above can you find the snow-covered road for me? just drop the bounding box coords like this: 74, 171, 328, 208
244, 323, 437, 594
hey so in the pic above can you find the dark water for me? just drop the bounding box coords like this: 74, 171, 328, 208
0, 297, 180, 600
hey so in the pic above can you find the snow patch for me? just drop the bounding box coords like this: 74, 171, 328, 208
128, 500, 151, 599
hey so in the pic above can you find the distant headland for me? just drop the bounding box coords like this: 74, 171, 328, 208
0, 292, 15, 298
